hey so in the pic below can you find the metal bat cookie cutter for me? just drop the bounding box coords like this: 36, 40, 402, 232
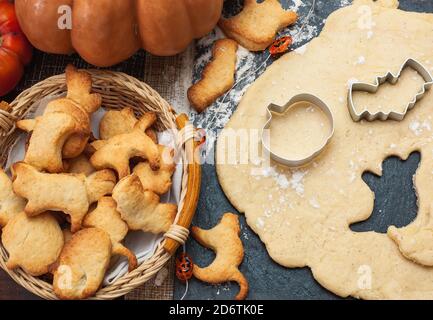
348, 58, 433, 122
261, 93, 334, 167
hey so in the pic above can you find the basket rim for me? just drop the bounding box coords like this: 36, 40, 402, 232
0, 69, 193, 300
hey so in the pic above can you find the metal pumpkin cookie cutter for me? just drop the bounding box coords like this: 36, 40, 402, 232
348, 58, 433, 122
261, 93, 334, 167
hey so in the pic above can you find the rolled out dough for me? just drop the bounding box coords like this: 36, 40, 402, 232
216, 0, 433, 299
269, 101, 332, 161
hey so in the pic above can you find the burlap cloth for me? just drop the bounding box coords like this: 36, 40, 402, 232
4, 46, 195, 300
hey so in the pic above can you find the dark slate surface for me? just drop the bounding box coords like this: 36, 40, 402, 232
175, 0, 433, 300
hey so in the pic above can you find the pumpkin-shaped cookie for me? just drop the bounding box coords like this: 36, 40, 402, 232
2, 211, 63, 276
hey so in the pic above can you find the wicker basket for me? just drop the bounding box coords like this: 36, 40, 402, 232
0, 69, 201, 300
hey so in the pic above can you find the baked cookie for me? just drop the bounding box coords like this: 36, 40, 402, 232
12, 162, 116, 232
83, 197, 137, 271
85, 169, 118, 204
99, 107, 158, 143
0, 169, 26, 227
52, 228, 112, 300
218, 0, 297, 51
17, 65, 102, 170
187, 39, 238, 112
90, 112, 160, 179
66, 154, 95, 176
62, 228, 73, 245
133, 145, 175, 195
192, 213, 248, 300
43, 97, 92, 159
2, 211, 63, 276
61, 64, 102, 158
17, 100, 91, 164
64, 64, 102, 115
19, 112, 77, 173
99, 107, 136, 139
112, 174, 177, 234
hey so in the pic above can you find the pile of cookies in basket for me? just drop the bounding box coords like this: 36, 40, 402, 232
0, 65, 177, 299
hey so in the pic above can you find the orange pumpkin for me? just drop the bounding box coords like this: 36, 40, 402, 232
15, 0, 223, 67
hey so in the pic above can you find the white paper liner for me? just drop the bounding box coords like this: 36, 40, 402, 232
5, 95, 183, 286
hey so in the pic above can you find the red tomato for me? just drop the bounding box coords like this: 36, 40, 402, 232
0, 0, 32, 96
